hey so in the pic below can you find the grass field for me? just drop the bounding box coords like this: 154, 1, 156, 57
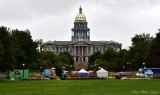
0, 79, 160, 95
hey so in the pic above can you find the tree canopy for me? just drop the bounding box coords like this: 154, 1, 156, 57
0, 26, 15, 72
146, 32, 160, 68
128, 33, 153, 70
0, 26, 39, 72
56, 52, 74, 70
37, 51, 56, 69
11, 29, 38, 70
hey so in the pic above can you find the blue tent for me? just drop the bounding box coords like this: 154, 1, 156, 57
77, 69, 88, 76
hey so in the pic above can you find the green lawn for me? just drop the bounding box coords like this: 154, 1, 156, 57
0, 79, 160, 95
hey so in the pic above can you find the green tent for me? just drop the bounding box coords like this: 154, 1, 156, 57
10, 69, 29, 80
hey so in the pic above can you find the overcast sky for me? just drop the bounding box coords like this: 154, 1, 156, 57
0, 0, 160, 49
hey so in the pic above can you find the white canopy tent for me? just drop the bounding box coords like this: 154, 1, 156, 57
77, 69, 88, 76
96, 68, 108, 78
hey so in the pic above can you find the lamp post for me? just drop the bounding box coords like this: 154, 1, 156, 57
143, 62, 146, 69
22, 63, 25, 78
40, 67, 43, 77
98, 66, 101, 69
40, 67, 42, 71
94, 64, 97, 71
69, 65, 72, 70
127, 62, 131, 71
123, 66, 125, 71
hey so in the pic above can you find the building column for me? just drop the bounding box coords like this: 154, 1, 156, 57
78, 46, 79, 56
72, 31, 74, 36
87, 47, 88, 56
78, 57, 80, 63
82, 46, 83, 56
73, 57, 76, 64
78, 46, 80, 62
86, 57, 88, 64
74, 46, 76, 56
81, 57, 83, 62
83, 46, 85, 56
90, 46, 93, 55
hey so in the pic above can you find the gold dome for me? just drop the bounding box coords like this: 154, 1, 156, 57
75, 6, 86, 21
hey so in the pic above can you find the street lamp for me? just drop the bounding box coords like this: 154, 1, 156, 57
40, 67, 43, 72
98, 66, 101, 69
62, 66, 66, 70
40, 67, 43, 77
143, 62, 146, 69
69, 65, 72, 70
127, 63, 131, 65
22, 63, 25, 78
127, 62, 131, 71
123, 66, 125, 71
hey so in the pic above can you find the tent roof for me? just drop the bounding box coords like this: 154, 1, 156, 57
97, 68, 108, 72
78, 69, 88, 73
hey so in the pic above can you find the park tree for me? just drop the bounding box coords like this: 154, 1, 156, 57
89, 51, 102, 65
88, 48, 125, 71
89, 48, 124, 71
56, 52, 74, 70
146, 32, 160, 67
100, 48, 117, 70
38, 51, 57, 69
102, 49, 128, 71
0, 26, 15, 72
113, 49, 128, 71
128, 33, 153, 70
10, 29, 38, 70
88, 51, 102, 70
102, 48, 117, 62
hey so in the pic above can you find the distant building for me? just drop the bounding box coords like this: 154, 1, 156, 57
41, 7, 122, 69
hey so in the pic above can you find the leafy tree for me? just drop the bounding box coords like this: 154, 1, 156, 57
88, 51, 102, 70
0, 26, 15, 72
10, 29, 38, 70
89, 48, 124, 71
112, 49, 128, 71
128, 33, 153, 70
101, 49, 128, 71
146, 32, 160, 67
110, 58, 125, 71
56, 52, 74, 70
89, 51, 102, 65
38, 51, 57, 69
102, 48, 117, 62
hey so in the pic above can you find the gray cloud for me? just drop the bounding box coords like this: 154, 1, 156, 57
0, 0, 160, 49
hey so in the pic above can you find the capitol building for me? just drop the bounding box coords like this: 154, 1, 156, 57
41, 7, 122, 69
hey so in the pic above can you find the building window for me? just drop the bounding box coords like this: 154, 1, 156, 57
83, 57, 85, 62
76, 57, 78, 62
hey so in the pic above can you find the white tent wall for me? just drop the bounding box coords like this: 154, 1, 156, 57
96, 68, 108, 78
